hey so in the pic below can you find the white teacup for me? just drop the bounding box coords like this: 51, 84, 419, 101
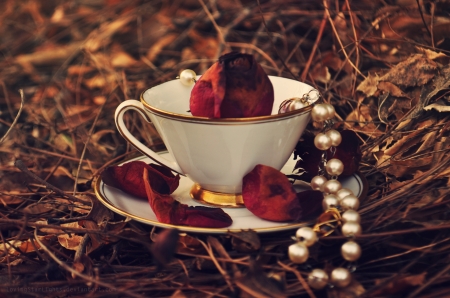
115, 76, 318, 207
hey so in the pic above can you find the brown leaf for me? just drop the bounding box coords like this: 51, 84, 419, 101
150, 229, 179, 268
67, 65, 95, 76
236, 260, 286, 298
372, 273, 426, 296
328, 278, 366, 298
58, 234, 84, 251
22, 202, 54, 214
310, 64, 331, 84
83, 15, 134, 52
15, 43, 82, 67
176, 233, 205, 254
0, 236, 52, 258
146, 34, 178, 62
416, 47, 450, 62
380, 54, 437, 88
0, 194, 25, 206
111, 51, 138, 68
229, 230, 261, 253
377, 81, 409, 98
357, 73, 379, 97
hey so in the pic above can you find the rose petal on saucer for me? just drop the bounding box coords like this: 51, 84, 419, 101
143, 168, 232, 228
171, 204, 233, 228
293, 130, 361, 180
242, 164, 302, 222
101, 161, 179, 199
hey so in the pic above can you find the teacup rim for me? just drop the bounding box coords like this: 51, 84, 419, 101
140, 76, 317, 123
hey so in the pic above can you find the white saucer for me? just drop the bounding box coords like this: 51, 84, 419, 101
93, 152, 367, 234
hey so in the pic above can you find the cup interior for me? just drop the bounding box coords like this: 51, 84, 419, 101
142, 76, 318, 118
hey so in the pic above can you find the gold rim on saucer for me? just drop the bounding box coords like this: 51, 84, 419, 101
190, 184, 245, 208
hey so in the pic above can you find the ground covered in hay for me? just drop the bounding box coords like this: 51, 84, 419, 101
1, 0, 450, 297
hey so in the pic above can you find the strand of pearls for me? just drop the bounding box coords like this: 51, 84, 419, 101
288, 101, 363, 290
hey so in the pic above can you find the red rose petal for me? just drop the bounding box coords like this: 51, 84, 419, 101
242, 164, 302, 222
171, 204, 233, 228
101, 161, 179, 199
143, 167, 232, 228
190, 52, 274, 118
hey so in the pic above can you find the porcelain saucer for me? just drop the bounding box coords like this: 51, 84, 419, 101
93, 152, 367, 234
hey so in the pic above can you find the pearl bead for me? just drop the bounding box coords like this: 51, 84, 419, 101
322, 194, 339, 210
311, 175, 328, 191
326, 129, 342, 147
311, 104, 329, 122
336, 188, 354, 201
342, 210, 361, 223
323, 103, 335, 119
330, 267, 352, 288
288, 97, 308, 111
340, 195, 360, 210
179, 69, 197, 86
341, 222, 362, 237
314, 133, 332, 151
296, 227, 318, 247
325, 158, 344, 176
288, 243, 309, 264
308, 269, 329, 290
322, 179, 342, 194
341, 241, 362, 262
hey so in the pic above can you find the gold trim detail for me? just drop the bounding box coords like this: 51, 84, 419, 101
140, 92, 313, 124
189, 184, 245, 208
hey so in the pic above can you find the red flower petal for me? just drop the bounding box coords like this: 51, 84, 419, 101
143, 167, 232, 228
101, 161, 179, 199
242, 164, 302, 222
190, 52, 274, 118
171, 204, 233, 228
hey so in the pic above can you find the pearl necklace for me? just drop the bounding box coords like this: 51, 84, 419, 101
285, 97, 362, 289
179, 69, 362, 290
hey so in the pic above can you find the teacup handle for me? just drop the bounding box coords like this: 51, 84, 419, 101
114, 100, 183, 174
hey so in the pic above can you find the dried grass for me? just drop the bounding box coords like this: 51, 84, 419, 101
0, 0, 450, 297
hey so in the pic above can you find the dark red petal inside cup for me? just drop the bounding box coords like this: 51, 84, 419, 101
242, 164, 302, 222
101, 161, 179, 199
190, 52, 274, 118
294, 130, 361, 180
143, 168, 232, 228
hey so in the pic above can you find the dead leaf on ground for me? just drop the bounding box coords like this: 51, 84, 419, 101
229, 230, 261, 253
83, 15, 134, 52
372, 273, 426, 296
58, 233, 85, 251
357, 73, 379, 97
380, 54, 437, 88
235, 260, 286, 298
328, 278, 365, 298
0, 235, 53, 260
177, 233, 205, 254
